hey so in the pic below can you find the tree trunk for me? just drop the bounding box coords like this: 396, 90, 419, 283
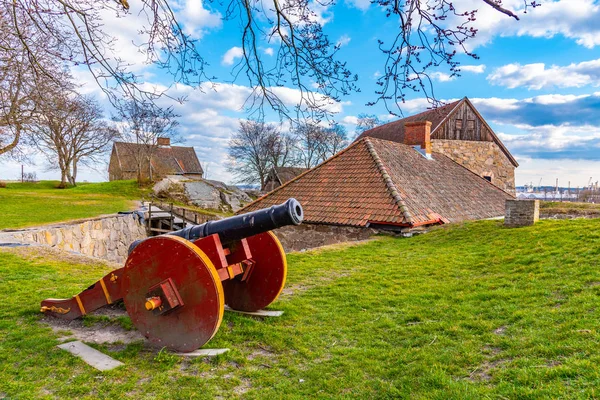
71, 158, 78, 186
0, 125, 21, 156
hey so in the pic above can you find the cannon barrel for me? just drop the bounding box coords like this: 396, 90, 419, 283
168, 198, 303, 244
128, 199, 303, 255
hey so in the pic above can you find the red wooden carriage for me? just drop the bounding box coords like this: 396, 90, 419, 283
41, 199, 303, 352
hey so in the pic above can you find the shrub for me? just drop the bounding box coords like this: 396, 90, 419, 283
0, 181, 6, 188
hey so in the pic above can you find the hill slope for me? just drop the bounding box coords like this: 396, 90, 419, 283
0, 181, 145, 229
0, 218, 599, 398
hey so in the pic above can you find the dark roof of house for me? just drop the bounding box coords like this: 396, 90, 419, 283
112, 142, 203, 175
355, 100, 461, 143
239, 137, 513, 228
269, 167, 308, 185
356, 97, 518, 167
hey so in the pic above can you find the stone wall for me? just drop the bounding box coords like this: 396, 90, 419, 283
274, 223, 377, 252
504, 200, 539, 227
431, 139, 516, 194
6, 214, 147, 263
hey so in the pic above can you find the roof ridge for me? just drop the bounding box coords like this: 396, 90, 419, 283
363, 138, 414, 224
430, 97, 465, 135
237, 138, 367, 214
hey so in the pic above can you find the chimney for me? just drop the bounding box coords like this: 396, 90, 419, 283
157, 137, 171, 147
404, 121, 432, 152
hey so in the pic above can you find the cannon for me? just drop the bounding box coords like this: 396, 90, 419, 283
41, 199, 303, 352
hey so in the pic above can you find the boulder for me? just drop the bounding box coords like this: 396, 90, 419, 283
153, 175, 252, 212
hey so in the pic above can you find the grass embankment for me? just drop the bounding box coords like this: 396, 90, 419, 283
541, 201, 600, 216
1, 219, 600, 398
0, 181, 147, 230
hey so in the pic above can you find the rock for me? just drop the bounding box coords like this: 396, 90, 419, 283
153, 175, 252, 212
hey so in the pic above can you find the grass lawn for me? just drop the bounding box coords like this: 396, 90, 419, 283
0, 181, 146, 230
1, 218, 600, 398
541, 201, 600, 216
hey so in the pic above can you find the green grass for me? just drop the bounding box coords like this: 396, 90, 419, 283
0, 180, 147, 230
541, 201, 600, 212
1, 219, 600, 398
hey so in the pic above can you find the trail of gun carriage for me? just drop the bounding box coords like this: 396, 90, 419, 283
2, 0, 600, 398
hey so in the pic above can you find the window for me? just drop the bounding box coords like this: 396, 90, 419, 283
467, 120, 476, 138
484, 176, 492, 182
454, 119, 462, 137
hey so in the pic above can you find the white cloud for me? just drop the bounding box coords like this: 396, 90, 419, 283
341, 115, 359, 125
498, 124, 600, 152
514, 157, 600, 187
460, 65, 486, 74
430, 72, 456, 82
373, 71, 382, 79
222, 47, 244, 66
345, 0, 371, 11
336, 35, 352, 47
447, 0, 600, 49
175, 0, 222, 38
397, 98, 460, 115
488, 59, 600, 90
264, 48, 274, 56
469, 93, 600, 127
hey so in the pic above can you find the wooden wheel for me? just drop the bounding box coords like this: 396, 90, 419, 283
222, 231, 287, 312
122, 235, 224, 352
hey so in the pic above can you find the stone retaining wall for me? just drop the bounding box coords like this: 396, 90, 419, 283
505, 199, 539, 227
431, 140, 515, 194
5, 214, 147, 263
274, 223, 377, 252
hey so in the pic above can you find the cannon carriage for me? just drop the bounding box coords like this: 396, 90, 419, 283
41, 199, 303, 352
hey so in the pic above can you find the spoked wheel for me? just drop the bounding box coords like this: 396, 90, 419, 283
122, 235, 224, 352
222, 231, 287, 312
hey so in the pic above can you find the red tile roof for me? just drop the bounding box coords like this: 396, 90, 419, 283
239, 137, 513, 228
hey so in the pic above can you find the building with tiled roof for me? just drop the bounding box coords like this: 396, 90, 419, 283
263, 167, 308, 192
240, 129, 514, 230
357, 97, 518, 194
108, 138, 203, 181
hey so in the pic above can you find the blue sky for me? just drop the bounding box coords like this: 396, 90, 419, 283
3, 0, 600, 188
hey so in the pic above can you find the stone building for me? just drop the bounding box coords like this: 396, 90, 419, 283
356, 97, 518, 194
263, 167, 308, 192
108, 138, 203, 181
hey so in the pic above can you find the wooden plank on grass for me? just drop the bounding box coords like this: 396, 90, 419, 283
57, 341, 124, 371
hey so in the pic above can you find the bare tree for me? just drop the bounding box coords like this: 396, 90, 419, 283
3, 0, 539, 143
265, 128, 295, 170
29, 90, 118, 186
227, 120, 279, 188
293, 123, 349, 167
0, 9, 61, 156
4, 1, 205, 104
355, 114, 382, 137
115, 100, 179, 183
291, 123, 325, 168
68, 97, 119, 185
323, 125, 348, 157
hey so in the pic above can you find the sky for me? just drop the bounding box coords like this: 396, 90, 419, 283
3, 0, 600, 188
